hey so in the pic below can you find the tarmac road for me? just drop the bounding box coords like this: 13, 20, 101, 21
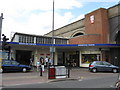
2, 73, 118, 89
1, 68, 119, 89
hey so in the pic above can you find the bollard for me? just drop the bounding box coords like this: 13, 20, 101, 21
68, 67, 70, 78
40, 66, 42, 76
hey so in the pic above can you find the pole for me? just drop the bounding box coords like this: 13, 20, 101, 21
0, 13, 3, 73
52, 0, 55, 65
0, 13, 3, 41
40, 66, 42, 76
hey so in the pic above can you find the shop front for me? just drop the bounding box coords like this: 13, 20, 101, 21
80, 50, 101, 67
8, 42, 120, 67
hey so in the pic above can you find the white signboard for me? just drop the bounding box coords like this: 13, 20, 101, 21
55, 66, 67, 79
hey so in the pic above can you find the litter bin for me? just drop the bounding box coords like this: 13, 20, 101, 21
48, 66, 55, 79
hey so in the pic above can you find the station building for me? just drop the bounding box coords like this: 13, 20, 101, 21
6, 4, 120, 67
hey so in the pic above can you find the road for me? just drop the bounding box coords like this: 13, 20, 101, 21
2, 72, 118, 89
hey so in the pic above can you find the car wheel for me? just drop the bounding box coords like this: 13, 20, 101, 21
92, 68, 97, 73
22, 68, 27, 72
112, 68, 118, 73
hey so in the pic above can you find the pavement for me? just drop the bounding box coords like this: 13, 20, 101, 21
2, 67, 118, 87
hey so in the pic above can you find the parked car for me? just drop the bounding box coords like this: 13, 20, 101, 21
89, 61, 119, 73
1, 59, 31, 73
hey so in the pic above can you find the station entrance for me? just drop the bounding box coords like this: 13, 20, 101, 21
16, 50, 32, 65
57, 51, 79, 67
110, 30, 120, 66
115, 31, 120, 66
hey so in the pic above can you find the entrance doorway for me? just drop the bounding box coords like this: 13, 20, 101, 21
69, 51, 79, 67
16, 50, 32, 65
116, 31, 120, 44
57, 51, 79, 67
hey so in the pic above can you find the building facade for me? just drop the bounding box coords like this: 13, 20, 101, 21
45, 4, 120, 67
6, 4, 120, 67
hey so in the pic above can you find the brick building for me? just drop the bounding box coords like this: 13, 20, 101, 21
6, 3, 120, 67
45, 4, 120, 67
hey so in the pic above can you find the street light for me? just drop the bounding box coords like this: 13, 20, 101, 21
0, 13, 3, 73
0, 13, 3, 41
51, 0, 55, 65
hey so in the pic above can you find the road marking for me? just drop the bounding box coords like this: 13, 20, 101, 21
78, 79, 83, 81
110, 85, 114, 88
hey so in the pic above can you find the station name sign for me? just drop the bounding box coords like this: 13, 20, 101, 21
78, 44, 95, 46
8, 42, 120, 47
19, 43, 36, 45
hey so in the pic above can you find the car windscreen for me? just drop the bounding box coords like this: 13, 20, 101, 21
11, 61, 19, 65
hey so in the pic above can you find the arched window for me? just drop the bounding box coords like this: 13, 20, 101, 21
73, 33, 84, 37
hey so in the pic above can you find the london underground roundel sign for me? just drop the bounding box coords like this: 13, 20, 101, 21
90, 15, 94, 24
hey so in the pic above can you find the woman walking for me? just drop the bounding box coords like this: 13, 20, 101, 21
36, 60, 40, 71
40, 58, 45, 72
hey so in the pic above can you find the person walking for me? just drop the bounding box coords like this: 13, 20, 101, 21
36, 60, 40, 72
49, 57, 53, 66
40, 58, 45, 72
30, 57, 33, 66
45, 56, 49, 68
30, 57, 34, 70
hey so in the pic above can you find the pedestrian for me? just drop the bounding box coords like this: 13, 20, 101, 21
30, 57, 34, 70
49, 57, 53, 66
30, 57, 33, 66
36, 60, 40, 72
45, 56, 49, 68
40, 58, 45, 72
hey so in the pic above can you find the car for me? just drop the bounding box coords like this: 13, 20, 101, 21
0, 59, 31, 73
89, 61, 119, 73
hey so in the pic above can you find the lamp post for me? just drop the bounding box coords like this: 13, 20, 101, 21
51, 0, 55, 65
0, 13, 3, 41
0, 13, 3, 72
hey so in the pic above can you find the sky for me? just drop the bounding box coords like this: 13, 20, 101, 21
0, 0, 120, 40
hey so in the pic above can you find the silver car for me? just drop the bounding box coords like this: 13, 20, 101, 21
89, 61, 119, 73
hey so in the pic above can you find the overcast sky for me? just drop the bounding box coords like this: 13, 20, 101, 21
0, 0, 119, 39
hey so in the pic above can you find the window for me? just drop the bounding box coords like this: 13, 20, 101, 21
19, 35, 22, 42
103, 61, 111, 65
55, 38, 67, 44
29, 36, 34, 43
73, 33, 84, 37
82, 54, 100, 64
11, 61, 19, 65
96, 61, 103, 65
2, 61, 11, 65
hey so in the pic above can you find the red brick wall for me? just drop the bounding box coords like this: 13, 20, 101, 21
69, 34, 101, 44
85, 8, 109, 44
69, 8, 109, 44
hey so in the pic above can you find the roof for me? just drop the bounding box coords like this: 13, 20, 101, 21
11, 32, 68, 42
